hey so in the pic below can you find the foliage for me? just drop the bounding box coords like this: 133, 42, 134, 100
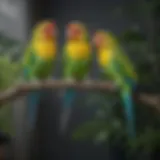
0, 34, 22, 135
121, 29, 157, 86
72, 28, 160, 159
0, 32, 24, 59
72, 93, 160, 159
0, 56, 22, 135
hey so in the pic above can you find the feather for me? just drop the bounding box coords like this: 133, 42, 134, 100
121, 89, 136, 138
60, 89, 76, 134
26, 91, 41, 130
63, 88, 76, 108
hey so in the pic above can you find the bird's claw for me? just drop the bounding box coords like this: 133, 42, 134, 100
41, 77, 52, 84
84, 79, 91, 84
16, 77, 25, 85
31, 78, 39, 84
66, 78, 76, 83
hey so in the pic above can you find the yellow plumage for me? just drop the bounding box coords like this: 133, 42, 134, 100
66, 41, 91, 60
95, 30, 137, 81
95, 30, 118, 67
24, 20, 57, 66
97, 48, 113, 67
30, 20, 57, 60
32, 40, 57, 60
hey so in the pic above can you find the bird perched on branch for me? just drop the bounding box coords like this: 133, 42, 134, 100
60, 21, 92, 134
92, 30, 137, 138
23, 20, 58, 131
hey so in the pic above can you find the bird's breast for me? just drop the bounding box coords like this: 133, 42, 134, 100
33, 41, 57, 60
66, 42, 91, 60
98, 49, 113, 68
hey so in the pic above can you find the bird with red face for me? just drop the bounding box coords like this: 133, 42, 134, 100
23, 20, 58, 131
59, 21, 92, 134
92, 30, 137, 138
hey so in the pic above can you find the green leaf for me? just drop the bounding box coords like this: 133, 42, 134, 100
72, 118, 123, 141
0, 35, 22, 135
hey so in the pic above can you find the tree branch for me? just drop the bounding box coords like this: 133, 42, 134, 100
0, 80, 159, 111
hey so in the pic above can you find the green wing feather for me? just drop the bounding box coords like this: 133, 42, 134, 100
103, 47, 137, 89
23, 44, 54, 80
63, 45, 92, 80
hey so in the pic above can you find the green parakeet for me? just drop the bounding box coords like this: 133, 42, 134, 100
60, 21, 92, 134
23, 20, 58, 130
93, 30, 137, 138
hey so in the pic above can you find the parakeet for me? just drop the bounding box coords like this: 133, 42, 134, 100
23, 20, 58, 131
92, 30, 137, 138
60, 21, 92, 133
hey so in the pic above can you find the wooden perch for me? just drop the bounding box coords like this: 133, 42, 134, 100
0, 80, 159, 111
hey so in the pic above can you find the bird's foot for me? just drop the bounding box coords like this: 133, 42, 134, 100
30, 78, 39, 84
65, 78, 76, 83
84, 79, 91, 84
83, 76, 91, 83
41, 76, 53, 84
16, 77, 25, 86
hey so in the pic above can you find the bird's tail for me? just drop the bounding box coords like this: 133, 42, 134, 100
63, 88, 76, 108
60, 88, 76, 134
121, 90, 136, 138
27, 91, 41, 131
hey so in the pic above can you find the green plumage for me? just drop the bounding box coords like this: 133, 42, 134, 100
60, 21, 92, 134
23, 46, 54, 80
99, 43, 137, 138
102, 47, 137, 90
63, 48, 91, 80
23, 45, 55, 130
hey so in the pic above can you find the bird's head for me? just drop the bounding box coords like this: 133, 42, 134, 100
92, 30, 117, 49
65, 21, 88, 41
32, 20, 58, 40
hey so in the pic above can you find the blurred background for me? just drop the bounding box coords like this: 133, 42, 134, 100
0, 0, 160, 159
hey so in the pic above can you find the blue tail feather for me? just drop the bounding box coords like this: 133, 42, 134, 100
121, 90, 136, 138
63, 88, 76, 108
27, 91, 41, 130
60, 88, 76, 134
